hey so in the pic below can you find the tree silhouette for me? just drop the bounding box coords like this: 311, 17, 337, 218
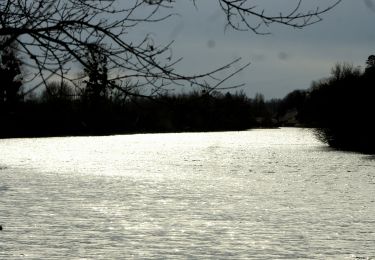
366, 55, 375, 68
41, 81, 75, 103
294, 61, 375, 153
0, 0, 341, 97
82, 44, 109, 105
0, 41, 22, 109
365, 55, 375, 75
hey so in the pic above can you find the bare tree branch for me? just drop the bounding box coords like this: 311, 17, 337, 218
217, 0, 341, 34
0, 0, 341, 96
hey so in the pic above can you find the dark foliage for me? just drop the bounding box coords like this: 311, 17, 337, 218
276, 89, 307, 125
0, 86, 277, 138
278, 59, 375, 153
0, 43, 23, 110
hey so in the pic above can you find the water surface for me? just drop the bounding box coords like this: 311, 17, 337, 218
0, 128, 374, 259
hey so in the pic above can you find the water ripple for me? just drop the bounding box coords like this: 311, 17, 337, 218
0, 128, 374, 259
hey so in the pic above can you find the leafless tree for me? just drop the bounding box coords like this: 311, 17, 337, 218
0, 0, 341, 97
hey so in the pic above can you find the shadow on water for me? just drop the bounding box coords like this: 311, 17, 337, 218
0, 166, 9, 191
362, 155, 375, 161
0, 166, 10, 192
0, 185, 9, 192
313, 145, 343, 153
313, 145, 375, 157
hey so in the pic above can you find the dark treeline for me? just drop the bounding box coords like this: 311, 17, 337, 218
277, 56, 375, 153
0, 86, 277, 138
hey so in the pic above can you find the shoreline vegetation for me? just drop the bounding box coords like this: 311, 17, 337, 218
277, 59, 375, 154
0, 90, 278, 139
1, 56, 374, 154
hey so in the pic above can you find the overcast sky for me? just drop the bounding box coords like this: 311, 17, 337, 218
133, 0, 375, 99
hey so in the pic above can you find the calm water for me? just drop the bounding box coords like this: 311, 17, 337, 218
0, 128, 374, 259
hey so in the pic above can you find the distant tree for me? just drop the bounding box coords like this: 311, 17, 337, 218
82, 44, 109, 105
366, 55, 375, 68
365, 55, 375, 75
253, 93, 272, 123
304, 63, 362, 123
0, 40, 23, 108
277, 89, 307, 122
41, 81, 75, 103
329, 62, 362, 82
0, 0, 341, 97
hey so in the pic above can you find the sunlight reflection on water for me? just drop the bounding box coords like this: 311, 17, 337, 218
0, 128, 374, 259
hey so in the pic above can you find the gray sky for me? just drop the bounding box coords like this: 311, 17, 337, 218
133, 0, 375, 99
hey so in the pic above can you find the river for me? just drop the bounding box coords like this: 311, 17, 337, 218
0, 128, 374, 259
